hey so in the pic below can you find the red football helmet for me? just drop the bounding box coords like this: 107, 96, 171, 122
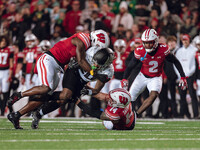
141, 29, 159, 53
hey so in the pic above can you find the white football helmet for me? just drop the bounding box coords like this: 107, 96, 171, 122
108, 88, 131, 108
25, 34, 37, 48
39, 40, 51, 52
114, 39, 126, 53
195, 38, 200, 50
141, 29, 159, 53
90, 30, 110, 48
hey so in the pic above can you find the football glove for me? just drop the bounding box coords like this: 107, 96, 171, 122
120, 79, 128, 90
179, 76, 188, 90
68, 57, 79, 69
80, 86, 93, 96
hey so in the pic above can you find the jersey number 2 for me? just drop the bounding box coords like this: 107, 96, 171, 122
149, 61, 158, 73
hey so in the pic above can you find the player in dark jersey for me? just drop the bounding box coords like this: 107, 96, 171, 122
123, 29, 187, 117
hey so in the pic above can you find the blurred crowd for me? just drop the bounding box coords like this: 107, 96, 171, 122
0, 0, 200, 119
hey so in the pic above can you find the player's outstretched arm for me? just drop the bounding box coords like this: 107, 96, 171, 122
71, 37, 92, 73
165, 54, 186, 77
123, 54, 141, 80
166, 54, 188, 90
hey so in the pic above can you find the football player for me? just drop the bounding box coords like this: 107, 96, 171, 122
195, 38, 200, 114
123, 29, 187, 117
21, 34, 41, 90
0, 36, 14, 115
7, 30, 110, 129
76, 86, 136, 130
109, 39, 129, 90
7, 46, 114, 129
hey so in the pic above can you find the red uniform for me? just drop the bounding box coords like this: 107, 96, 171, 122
23, 46, 40, 74
134, 43, 170, 77
105, 103, 135, 130
195, 51, 200, 70
50, 33, 90, 65
0, 47, 14, 69
113, 51, 129, 72
13, 52, 24, 76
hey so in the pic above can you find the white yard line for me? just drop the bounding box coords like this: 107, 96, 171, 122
1, 138, 200, 142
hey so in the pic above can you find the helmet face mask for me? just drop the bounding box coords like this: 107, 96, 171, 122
90, 30, 110, 49
114, 39, 126, 53
39, 40, 51, 52
25, 34, 37, 48
195, 38, 200, 50
141, 29, 158, 53
108, 88, 131, 108
92, 48, 114, 70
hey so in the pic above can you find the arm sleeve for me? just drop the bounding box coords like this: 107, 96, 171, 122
165, 53, 186, 77
123, 54, 141, 79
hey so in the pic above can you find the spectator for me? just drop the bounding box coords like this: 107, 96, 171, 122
2, 2, 17, 24
62, 0, 81, 36
108, 0, 120, 15
131, 24, 141, 38
99, 3, 115, 32
31, 0, 51, 41
179, 3, 191, 22
110, 24, 126, 45
175, 34, 199, 119
112, 1, 134, 33
164, 36, 179, 118
180, 16, 198, 39
16, 0, 30, 12
9, 12, 28, 49
84, 10, 106, 32
80, 0, 97, 25
150, 17, 161, 35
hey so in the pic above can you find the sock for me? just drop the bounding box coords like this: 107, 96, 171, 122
41, 101, 60, 115
15, 111, 22, 118
39, 109, 44, 116
50, 92, 61, 101
77, 101, 102, 119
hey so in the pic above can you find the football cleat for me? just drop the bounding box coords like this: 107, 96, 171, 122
7, 112, 23, 129
31, 110, 42, 129
7, 92, 22, 107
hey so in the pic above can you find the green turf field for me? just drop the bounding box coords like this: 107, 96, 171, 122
0, 117, 199, 150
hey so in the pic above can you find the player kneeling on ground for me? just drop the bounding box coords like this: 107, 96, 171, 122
76, 87, 136, 130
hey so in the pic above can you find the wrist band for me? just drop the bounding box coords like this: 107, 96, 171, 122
88, 89, 93, 95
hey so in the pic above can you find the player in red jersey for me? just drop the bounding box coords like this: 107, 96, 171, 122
0, 36, 14, 115
7, 30, 110, 129
123, 29, 187, 117
109, 39, 129, 90
76, 85, 136, 130
21, 34, 41, 90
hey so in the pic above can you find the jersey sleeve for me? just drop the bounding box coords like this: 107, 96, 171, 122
161, 44, 170, 56
134, 48, 141, 60
77, 33, 91, 50
105, 107, 120, 121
